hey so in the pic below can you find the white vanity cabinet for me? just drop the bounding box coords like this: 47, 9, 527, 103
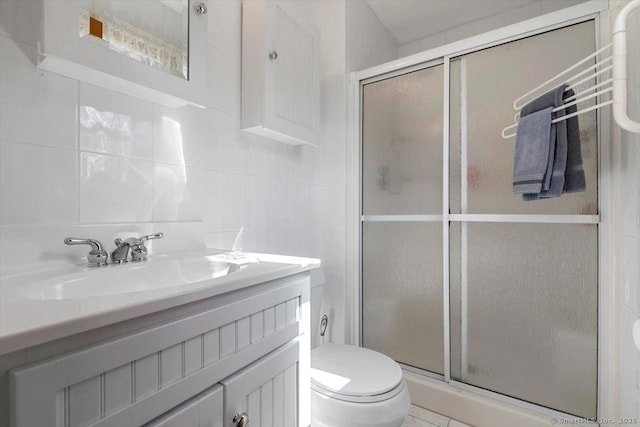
242, 0, 320, 147
9, 274, 310, 427
38, 0, 208, 108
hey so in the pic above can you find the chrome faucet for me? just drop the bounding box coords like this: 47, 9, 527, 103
65, 233, 163, 267
64, 238, 109, 267
111, 233, 164, 263
111, 239, 131, 264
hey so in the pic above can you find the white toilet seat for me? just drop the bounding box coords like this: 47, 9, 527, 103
311, 343, 403, 394
312, 377, 407, 403
311, 344, 410, 427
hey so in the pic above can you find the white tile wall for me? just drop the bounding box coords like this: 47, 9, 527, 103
315, 0, 399, 343
79, 83, 154, 161
206, 45, 242, 115
0, 37, 77, 151
153, 163, 207, 222
79, 152, 154, 224
208, 110, 246, 174
0, 140, 77, 224
154, 104, 209, 168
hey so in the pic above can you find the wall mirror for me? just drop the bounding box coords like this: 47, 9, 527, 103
79, 0, 189, 79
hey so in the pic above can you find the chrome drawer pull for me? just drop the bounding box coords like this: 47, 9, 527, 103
233, 412, 249, 427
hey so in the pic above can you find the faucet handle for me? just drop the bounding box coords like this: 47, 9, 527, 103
114, 237, 126, 246
128, 232, 163, 262
64, 237, 109, 267
140, 232, 163, 243
64, 237, 105, 252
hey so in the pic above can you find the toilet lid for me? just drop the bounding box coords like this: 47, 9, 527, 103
311, 344, 402, 397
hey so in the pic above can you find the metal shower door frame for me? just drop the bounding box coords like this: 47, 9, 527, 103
347, 0, 613, 423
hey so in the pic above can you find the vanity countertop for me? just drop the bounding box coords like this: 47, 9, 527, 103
0, 249, 320, 356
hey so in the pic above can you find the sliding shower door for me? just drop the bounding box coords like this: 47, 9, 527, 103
360, 19, 600, 420
449, 21, 598, 418
361, 63, 444, 375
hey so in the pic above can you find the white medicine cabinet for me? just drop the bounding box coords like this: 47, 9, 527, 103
38, 0, 208, 108
242, 0, 321, 147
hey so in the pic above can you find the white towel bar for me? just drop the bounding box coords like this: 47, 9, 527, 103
503, 0, 640, 139
511, 44, 612, 111
502, 100, 615, 138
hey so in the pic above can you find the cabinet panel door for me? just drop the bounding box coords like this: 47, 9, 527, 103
144, 385, 223, 427
274, 4, 313, 129
264, 1, 320, 145
222, 341, 299, 427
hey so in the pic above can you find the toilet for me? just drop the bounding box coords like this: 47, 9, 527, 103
310, 344, 410, 427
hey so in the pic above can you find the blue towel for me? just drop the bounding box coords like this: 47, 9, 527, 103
563, 88, 586, 193
513, 106, 554, 195
519, 85, 569, 200
519, 86, 565, 191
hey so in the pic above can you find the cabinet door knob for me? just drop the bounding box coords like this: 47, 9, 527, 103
195, 2, 207, 15
233, 412, 249, 427
269, 51, 278, 60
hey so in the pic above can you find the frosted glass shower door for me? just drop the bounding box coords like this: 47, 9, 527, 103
361, 64, 444, 374
449, 22, 598, 418
359, 19, 600, 419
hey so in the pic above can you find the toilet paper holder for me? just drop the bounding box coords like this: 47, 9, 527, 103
320, 314, 328, 337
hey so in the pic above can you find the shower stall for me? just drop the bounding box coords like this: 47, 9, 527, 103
353, 4, 609, 423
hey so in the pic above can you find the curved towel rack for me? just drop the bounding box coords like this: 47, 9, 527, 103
502, 0, 640, 139
613, 0, 640, 133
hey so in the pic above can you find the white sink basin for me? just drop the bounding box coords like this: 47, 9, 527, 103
0, 249, 320, 356
16, 254, 258, 300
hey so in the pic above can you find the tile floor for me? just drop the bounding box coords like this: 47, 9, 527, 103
402, 405, 473, 427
